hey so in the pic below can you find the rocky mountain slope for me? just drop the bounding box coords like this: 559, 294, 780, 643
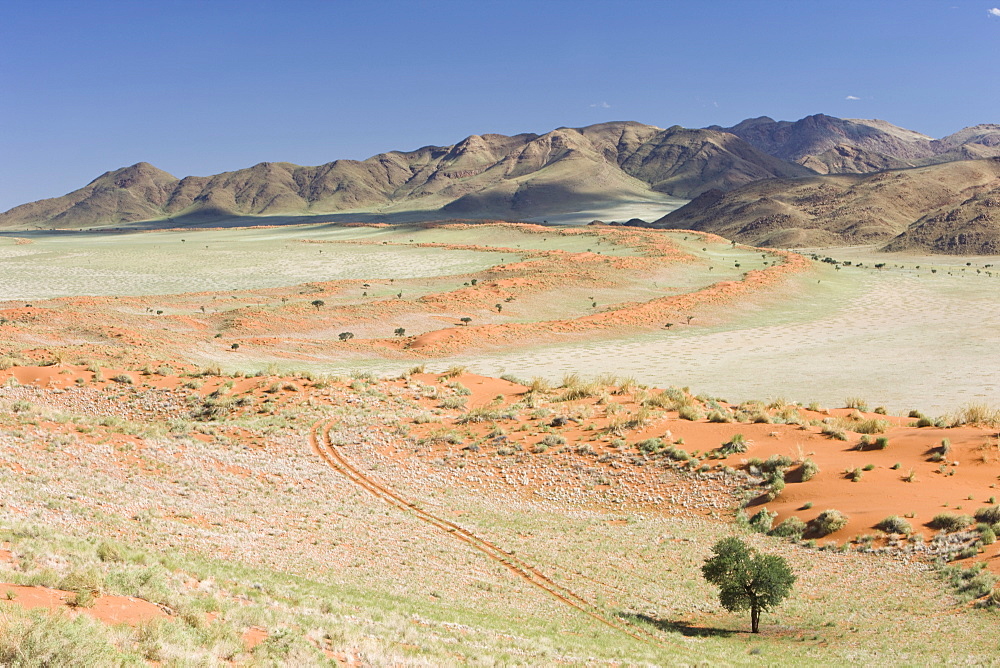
654, 158, 1000, 252
0, 122, 810, 230
710, 114, 1000, 175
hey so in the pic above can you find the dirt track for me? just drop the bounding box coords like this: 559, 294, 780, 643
309, 418, 699, 654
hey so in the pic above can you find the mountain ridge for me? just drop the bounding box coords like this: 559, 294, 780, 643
0, 121, 808, 230
654, 157, 1000, 253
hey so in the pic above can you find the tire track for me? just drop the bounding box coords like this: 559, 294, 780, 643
310, 419, 692, 653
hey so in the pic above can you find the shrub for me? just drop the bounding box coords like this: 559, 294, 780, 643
636, 438, 664, 453
821, 425, 847, 441
873, 436, 889, 450
799, 458, 819, 481
642, 391, 677, 409
810, 509, 849, 536
663, 446, 690, 462
764, 478, 785, 501
839, 417, 889, 434
939, 564, 998, 601
541, 434, 565, 447
761, 454, 793, 473
439, 397, 467, 410
748, 508, 776, 533
719, 433, 749, 455
455, 407, 514, 424
875, 516, 912, 534
952, 403, 1000, 427
929, 513, 974, 532
974, 506, 1000, 524
707, 410, 734, 423
677, 405, 703, 421
769, 516, 807, 539
977, 524, 997, 545
847, 468, 863, 482
845, 397, 868, 411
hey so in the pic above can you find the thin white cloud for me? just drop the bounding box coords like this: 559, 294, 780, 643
845, 95, 861, 101
589, 101, 611, 109
988, 7, 1000, 17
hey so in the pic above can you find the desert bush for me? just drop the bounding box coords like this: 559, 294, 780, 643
875, 516, 912, 534
455, 407, 514, 424
847, 467, 863, 482
811, 509, 849, 536
707, 409, 734, 423
663, 446, 690, 462
761, 454, 793, 473
939, 563, 997, 600
851, 418, 890, 434
821, 424, 848, 441
642, 391, 677, 409
438, 397, 467, 410
718, 433, 748, 455
799, 458, 819, 481
636, 438, 664, 453
559, 382, 601, 401
620, 406, 654, 430
845, 397, 869, 411
527, 377, 552, 394
974, 506, 1000, 524
677, 405, 702, 421
439, 365, 467, 379
977, 523, 997, 545
541, 434, 565, 447
952, 403, 1000, 427
447, 382, 472, 396
763, 477, 786, 501
748, 508, 776, 533
929, 513, 974, 532
769, 516, 807, 539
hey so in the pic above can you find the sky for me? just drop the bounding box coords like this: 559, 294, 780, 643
1, 0, 998, 212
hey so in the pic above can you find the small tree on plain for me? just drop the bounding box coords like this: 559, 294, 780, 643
338, 332, 354, 342
394, 327, 406, 337
701, 536, 796, 633
311, 300, 325, 310
460, 317, 472, 326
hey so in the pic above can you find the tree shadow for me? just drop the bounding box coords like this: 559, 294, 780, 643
619, 612, 738, 637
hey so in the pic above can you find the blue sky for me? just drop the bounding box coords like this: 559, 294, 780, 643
1, 0, 998, 211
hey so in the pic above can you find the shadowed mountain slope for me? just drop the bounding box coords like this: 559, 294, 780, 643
654, 158, 1000, 251
0, 122, 809, 230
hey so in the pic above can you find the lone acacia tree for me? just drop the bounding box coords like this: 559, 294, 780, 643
701, 536, 796, 633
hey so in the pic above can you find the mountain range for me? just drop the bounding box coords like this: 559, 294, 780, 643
0, 122, 806, 230
3, 114, 1000, 253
